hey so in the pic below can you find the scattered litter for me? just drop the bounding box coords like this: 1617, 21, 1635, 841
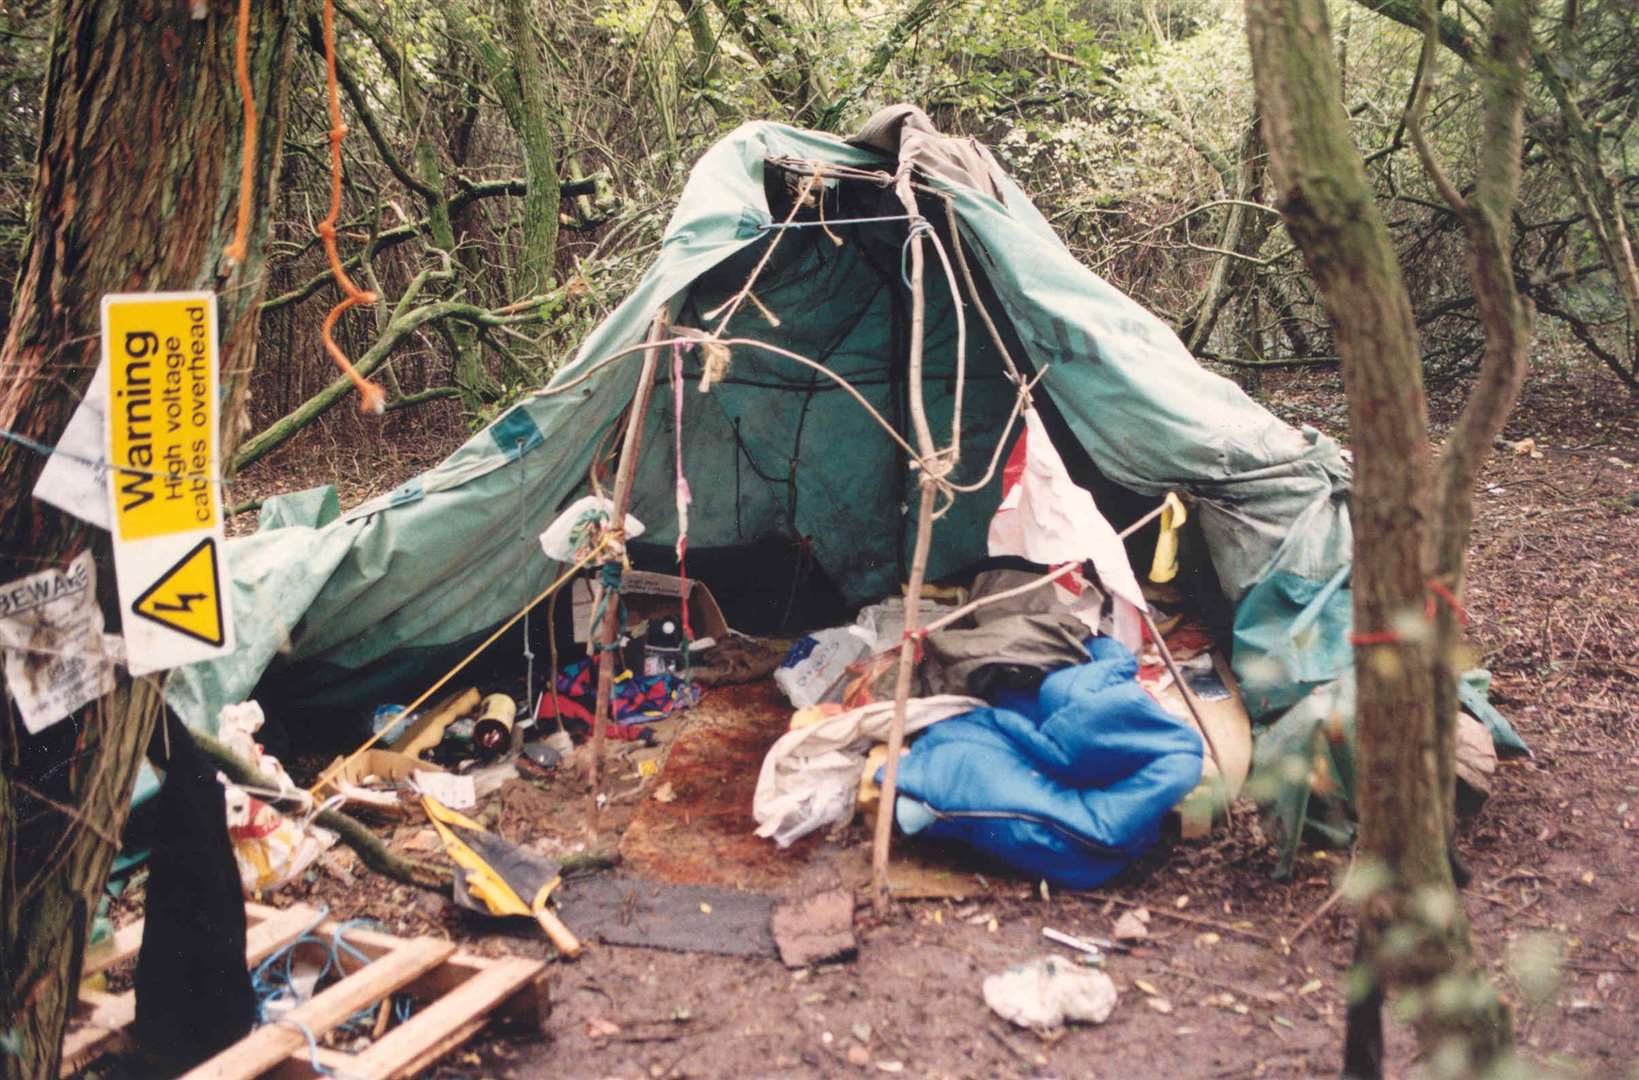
1041, 926, 1107, 959
771, 888, 857, 968
413, 770, 476, 810
983, 955, 1118, 1030
774, 626, 870, 707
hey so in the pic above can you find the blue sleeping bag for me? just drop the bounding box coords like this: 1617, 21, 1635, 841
887, 637, 1204, 888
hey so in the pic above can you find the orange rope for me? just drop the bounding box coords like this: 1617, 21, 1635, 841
318, 0, 385, 414
222, 0, 256, 266
1349, 578, 1471, 647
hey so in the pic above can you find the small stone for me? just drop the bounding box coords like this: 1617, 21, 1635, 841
846, 1044, 871, 1067
851, 1022, 872, 1044
1114, 910, 1150, 942
1146, 997, 1174, 1015
401, 827, 440, 853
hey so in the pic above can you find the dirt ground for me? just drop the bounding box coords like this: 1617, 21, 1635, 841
140, 363, 1637, 1079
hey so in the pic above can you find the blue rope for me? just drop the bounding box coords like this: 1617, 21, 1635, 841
249, 907, 412, 1077
0, 425, 220, 485
586, 561, 627, 654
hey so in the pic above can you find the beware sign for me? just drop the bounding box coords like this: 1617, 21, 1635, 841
103, 292, 235, 674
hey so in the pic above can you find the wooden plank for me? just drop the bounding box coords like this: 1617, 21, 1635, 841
80, 919, 147, 979
344, 957, 545, 1080
244, 905, 326, 966
179, 937, 454, 1080
296, 923, 527, 1006
59, 990, 134, 1077
263, 1044, 354, 1080
61, 905, 321, 1077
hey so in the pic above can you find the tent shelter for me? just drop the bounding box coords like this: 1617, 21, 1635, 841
167, 107, 1516, 866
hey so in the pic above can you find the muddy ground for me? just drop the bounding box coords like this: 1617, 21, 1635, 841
133, 364, 1637, 1079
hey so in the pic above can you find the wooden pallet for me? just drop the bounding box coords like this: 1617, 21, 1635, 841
62, 901, 548, 1080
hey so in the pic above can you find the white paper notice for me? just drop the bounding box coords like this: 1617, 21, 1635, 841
413, 770, 476, 810
32, 359, 113, 529
0, 552, 117, 734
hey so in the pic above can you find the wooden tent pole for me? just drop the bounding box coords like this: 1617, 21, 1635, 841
587, 311, 667, 837
871, 178, 943, 916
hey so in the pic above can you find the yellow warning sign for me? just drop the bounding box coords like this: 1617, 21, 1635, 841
130, 536, 225, 647
105, 294, 219, 542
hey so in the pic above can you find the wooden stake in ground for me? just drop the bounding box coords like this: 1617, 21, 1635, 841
871, 177, 944, 916
587, 312, 668, 836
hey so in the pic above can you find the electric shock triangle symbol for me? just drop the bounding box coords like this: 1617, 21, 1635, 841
131, 536, 225, 646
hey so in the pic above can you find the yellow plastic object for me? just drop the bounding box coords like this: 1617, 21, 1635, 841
422, 795, 581, 956
422, 796, 551, 915
1148, 492, 1188, 584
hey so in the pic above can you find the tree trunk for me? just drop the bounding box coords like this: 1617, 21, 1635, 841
501, 0, 559, 298
1246, 0, 1522, 1074
1180, 115, 1274, 355
445, 0, 561, 300
0, 2, 294, 1075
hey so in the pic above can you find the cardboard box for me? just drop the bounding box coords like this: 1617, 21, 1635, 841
571, 570, 729, 643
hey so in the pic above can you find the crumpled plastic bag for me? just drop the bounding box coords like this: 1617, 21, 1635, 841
983, 955, 1118, 1031
222, 781, 335, 895
217, 700, 295, 793
539, 495, 645, 563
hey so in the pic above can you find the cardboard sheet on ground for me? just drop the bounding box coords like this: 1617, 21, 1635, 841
553, 875, 776, 957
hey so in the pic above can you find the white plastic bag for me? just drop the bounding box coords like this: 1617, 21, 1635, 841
773, 627, 869, 708
983, 955, 1118, 1030
753, 695, 983, 846
539, 495, 646, 563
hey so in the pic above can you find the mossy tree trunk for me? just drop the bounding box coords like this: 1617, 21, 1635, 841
446, 0, 561, 305
0, 2, 294, 1075
502, 0, 560, 299
1245, 0, 1532, 1075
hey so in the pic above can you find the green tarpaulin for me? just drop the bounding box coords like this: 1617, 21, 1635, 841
161, 108, 1518, 860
